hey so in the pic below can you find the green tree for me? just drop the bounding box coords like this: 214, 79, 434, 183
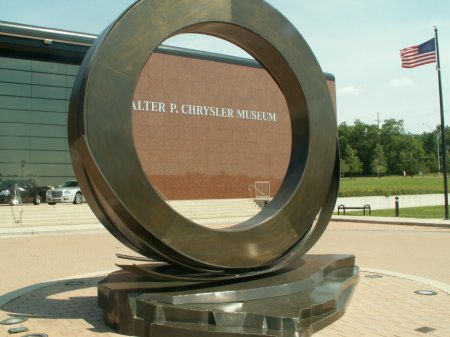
338, 118, 439, 177
340, 159, 349, 177
349, 120, 378, 175
371, 143, 387, 177
420, 127, 441, 174
380, 119, 405, 175
338, 122, 352, 155
398, 136, 426, 177
342, 144, 363, 176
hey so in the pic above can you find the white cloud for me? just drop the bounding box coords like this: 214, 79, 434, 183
337, 85, 360, 95
388, 77, 414, 88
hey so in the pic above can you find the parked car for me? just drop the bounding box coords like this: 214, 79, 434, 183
46, 180, 84, 205
39, 186, 52, 202
0, 180, 44, 205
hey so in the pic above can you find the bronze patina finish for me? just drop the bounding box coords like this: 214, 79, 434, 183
99, 254, 359, 337
69, 0, 338, 273
69, 1, 357, 336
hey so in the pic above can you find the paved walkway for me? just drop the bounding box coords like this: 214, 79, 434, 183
0, 218, 449, 336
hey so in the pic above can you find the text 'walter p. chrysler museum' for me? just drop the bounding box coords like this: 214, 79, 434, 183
0, 21, 336, 200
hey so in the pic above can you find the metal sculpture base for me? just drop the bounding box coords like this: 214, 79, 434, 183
98, 254, 359, 337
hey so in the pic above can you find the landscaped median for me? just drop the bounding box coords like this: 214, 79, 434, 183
336, 176, 448, 219
339, 175, 444, 197
334, 205, 446, 219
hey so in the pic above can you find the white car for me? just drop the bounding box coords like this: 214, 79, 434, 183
46, 180, 84, 205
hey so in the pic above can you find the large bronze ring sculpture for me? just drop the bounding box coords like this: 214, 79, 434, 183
69, 0, 358, 337
69, 0, 338, 275
69, 1, 357, 336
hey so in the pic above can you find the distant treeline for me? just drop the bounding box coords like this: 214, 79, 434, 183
339, 119, 448, 177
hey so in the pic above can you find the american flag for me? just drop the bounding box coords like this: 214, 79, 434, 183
400, 38, 436, 68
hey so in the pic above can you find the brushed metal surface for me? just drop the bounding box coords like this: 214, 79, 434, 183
98, 254, 359, 336
68, 0, 338, 272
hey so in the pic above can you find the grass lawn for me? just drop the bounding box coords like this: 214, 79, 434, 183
339, 175, 445, 197
336, 205, 447, 219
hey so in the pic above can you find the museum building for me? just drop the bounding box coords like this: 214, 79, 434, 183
0, 21, 336, 200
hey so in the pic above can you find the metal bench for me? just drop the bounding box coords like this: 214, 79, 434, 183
337, 204, 371, 215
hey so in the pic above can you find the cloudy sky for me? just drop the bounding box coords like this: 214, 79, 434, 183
1, 0, 449, 133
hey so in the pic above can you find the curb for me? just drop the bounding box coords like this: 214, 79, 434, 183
331, 215, 450, 228
1, 216, 449, 239
0, 223, 106, 238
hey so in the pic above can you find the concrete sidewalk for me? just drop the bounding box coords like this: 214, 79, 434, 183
0, 214, 449, 238
0, 219, 449, 337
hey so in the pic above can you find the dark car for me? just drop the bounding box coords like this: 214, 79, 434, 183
0, 180, 44, 205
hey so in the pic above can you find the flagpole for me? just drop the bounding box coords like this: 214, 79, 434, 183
435, 26, 449, 219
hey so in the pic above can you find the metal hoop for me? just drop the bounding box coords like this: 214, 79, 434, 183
69, 0, 337, 272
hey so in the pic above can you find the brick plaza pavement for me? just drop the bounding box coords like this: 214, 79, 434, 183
0, 220, 449, 336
